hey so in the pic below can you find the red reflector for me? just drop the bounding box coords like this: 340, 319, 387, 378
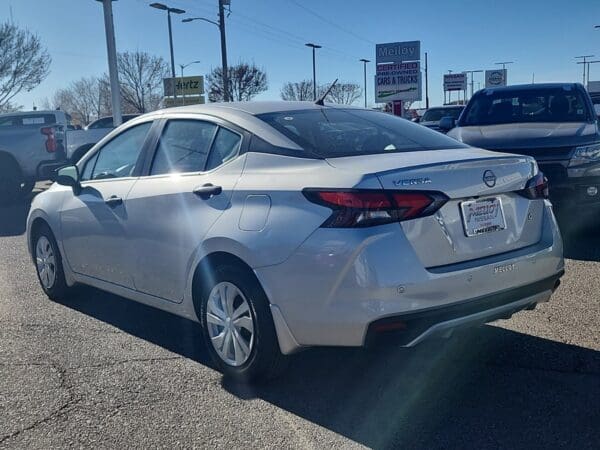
373, 321, 407, 332
391, 192, 434, 219
317, 191, 391, 209
41, 127, 56, 153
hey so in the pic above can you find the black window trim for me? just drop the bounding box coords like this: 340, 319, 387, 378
141, 114, 249, 178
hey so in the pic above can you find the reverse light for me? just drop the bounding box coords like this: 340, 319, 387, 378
518, 172, 549, 199
303, 189, 448, 228
569, 143, 600, 167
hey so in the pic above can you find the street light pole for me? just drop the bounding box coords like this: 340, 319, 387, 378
576, 55, 595, 85
424, 52, 429, 109
179, 60, 201, 106
359, 58, 369, 108
306, 43, 321, 101
96, 0, 122, 126
150, 3, 185, 98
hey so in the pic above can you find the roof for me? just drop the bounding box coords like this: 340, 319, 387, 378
161, 100, 358, 116
482, 83, 583, 93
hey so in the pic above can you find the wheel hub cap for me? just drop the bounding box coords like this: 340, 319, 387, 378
35, 236, 56, 290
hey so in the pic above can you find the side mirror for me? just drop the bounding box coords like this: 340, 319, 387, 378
439, 116, 456, 131
56, 165, 81, 193
411, 117, 420, 123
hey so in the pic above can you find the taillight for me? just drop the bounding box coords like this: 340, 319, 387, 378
303, 189, 448, 228
519, 172, 549, 199
41, 127, 56, 153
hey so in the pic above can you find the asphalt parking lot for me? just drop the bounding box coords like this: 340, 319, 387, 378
0, 185, 598, 449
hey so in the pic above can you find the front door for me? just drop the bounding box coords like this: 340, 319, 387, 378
60, 121, 153, 288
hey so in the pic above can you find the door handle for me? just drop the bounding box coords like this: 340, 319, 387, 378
193, 183, 222, 200
105, 195, 123, 207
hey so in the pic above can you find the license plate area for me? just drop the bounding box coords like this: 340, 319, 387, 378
460, 197, 507, 237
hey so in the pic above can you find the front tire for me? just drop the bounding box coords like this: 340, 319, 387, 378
33, 225, 74, 301
198, 264, 288, 382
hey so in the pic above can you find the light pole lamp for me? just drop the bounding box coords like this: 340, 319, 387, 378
179, 60, 201, 77
305, 43, 322, 101
359, 59, 370, 108
150, 2, 185, 98
182, 12, 230, 102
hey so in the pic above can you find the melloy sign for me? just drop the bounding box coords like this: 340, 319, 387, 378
375, 62, 422, 102
376, 41, 420, 64
485, 69, 507, 88
444, 73, 467, 91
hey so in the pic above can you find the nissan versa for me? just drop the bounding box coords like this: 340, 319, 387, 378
27, 102, 564, 381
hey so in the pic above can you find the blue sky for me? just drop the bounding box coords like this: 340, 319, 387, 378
4, 0, 600, 110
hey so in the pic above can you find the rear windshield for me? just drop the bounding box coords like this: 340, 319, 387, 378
257, 108, 466, 158
422, 107, 463, 122
0, 113, 57, 128
460, 86, 594, 126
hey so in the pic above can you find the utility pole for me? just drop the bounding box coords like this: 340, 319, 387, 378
424, 52, 429, 109
579, 60, 600, 88
576, 55, 594, 85
306, 43, 321, 101
359, 59, 369, 108
150, 3, 185, 99
96, 0, 122, 126
218, 0, 230, 102
463, 70, 483, 99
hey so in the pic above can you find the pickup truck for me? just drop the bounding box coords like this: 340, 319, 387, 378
444, 83, 600, 223
0, 111, 137, 200
0, 110, 71, 200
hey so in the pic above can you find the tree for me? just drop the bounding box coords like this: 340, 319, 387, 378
117, 51, 169, 113
207, 62, 267, 102
0, 22, 51, 112
52, 77, 103, 125
280, 80, 313, 101
324, 82, 363, 105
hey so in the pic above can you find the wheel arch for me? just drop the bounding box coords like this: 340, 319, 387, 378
0, 151, 23, 178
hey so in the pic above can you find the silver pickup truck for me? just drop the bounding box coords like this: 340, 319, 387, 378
0, 111, 137, 200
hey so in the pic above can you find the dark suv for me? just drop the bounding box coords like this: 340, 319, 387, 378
444, 83, 600, 218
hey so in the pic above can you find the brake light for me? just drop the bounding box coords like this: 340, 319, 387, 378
41, 127, 56, 153
304, 189, 448, 228
519, 172, 549, 199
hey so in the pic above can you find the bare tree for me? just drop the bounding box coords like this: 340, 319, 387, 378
280, 80, 313, 101
324, 82, 363, 105
117, 51, 169, 113
0, 22, 51, 112
208, 62, 267, 102
52, 77, 102, 125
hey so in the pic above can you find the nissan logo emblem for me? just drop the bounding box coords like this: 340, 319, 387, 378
483, 170, 497, 187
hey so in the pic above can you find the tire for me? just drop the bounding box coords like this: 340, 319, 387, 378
20, 180, 35, 198
198, 263, 288, 382
32, 224, 74, 301
0, 159, 22, 203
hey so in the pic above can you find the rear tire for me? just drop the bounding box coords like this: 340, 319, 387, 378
198, 263, 288, 382
0, 159, 22, 203
32, 224, 75, 301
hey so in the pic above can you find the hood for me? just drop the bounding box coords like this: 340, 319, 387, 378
450, 122, 600, 151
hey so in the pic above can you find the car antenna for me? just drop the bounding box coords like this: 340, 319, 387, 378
315, 78, 338, 106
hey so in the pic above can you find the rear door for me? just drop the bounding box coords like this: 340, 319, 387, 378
125, 116, 246, 302
60, 121, 155, 287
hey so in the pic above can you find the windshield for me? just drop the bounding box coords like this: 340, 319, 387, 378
422, 107, 463, 122
461, 86, 593, 126
257, 108, 466, 158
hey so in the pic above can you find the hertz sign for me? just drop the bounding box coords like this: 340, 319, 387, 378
163, 76, 205, 97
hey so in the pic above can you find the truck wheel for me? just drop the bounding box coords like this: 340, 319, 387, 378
20, 180, 35, 198
0, 160, 22, 203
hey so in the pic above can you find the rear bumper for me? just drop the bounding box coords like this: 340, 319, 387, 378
256, 201, 564, 353
538, 161, 600, 209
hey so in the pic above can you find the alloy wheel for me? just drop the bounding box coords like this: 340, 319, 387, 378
35, 236, 56, 290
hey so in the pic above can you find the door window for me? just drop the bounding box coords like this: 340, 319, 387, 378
205, 127, 242, 171
82, 122, 152, 181
151, 120, 218, 175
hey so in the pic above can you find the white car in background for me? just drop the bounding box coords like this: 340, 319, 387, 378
27, 102, 564, 381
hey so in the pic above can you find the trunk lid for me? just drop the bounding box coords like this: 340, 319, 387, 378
327, 149, 543, 268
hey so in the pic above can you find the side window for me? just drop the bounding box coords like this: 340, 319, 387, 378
150, 120, 217, 175
80, 151, 99, 181
88, 122, 152, 180
205, 127, 242, 171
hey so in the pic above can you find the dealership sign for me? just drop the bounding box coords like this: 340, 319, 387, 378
375, 62, 422, 102
376, 41, 420, 65
163, 76, 205, 97
444, 73, 467, 91
485, 69, 507, 88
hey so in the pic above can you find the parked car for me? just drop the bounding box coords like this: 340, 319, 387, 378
27, 102, 564, 381
67, 114, 139, 163
0, 110, 70, 199
444, 83, 600, 219
419, 105, 465, 132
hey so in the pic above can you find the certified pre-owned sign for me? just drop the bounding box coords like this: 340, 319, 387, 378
375, 62, 422, 102
376, 41, 420, 65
